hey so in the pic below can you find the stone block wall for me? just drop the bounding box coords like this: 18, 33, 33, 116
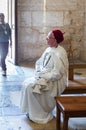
17, 0, 86, 63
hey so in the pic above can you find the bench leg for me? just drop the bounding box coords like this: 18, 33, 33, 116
56, 107, 61, 130
69, 68, 73, 80
62, 115, 69, 130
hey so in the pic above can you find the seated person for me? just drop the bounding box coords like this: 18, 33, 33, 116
20, 29, 69, 124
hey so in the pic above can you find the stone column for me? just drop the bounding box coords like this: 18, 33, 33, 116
80, 1, 86, 62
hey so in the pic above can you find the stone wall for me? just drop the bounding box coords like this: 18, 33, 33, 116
17, 0, 86, 63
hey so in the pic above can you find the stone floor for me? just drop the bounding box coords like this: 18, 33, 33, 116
0, 61, 56, 130
0, 61, 86, 130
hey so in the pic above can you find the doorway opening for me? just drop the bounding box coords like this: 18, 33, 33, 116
0, 0, 17, 65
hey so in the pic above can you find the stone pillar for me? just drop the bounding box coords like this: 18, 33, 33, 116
80, 1, 86, 62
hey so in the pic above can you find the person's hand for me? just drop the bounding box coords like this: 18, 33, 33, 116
34, 71, 41, 80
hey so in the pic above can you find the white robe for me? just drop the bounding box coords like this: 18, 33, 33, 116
20, 45, 69, 124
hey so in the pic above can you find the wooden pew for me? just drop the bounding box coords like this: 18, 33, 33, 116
69, 63, 86, 80
55, 80, 86, 130
62, 85, 86, 94
55, 96, 86, 130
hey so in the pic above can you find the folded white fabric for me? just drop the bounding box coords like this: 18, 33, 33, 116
33, 78, 49, 94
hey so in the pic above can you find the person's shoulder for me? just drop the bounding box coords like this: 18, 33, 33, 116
44, 47, 51, 52
5, 23, 11, 30
5, 23, 10, 27
57, 45, 67, 56
58, 45, 64, 49
5, 23, 9, 25
58, 45, 66, 51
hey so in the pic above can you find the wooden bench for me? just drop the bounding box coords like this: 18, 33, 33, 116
55, 83, 86, 130
55, 96, 86, 130
62, 85, 86, 94
69, 63, 86, 80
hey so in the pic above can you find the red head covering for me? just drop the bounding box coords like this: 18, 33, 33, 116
52, 30, 64, 43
